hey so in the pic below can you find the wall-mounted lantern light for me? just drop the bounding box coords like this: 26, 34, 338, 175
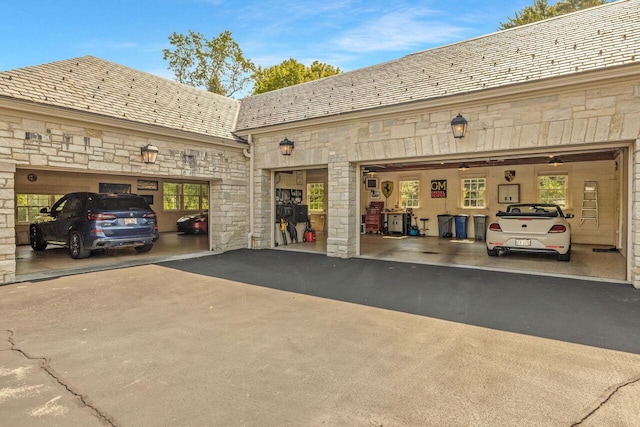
141, 144, 159, 164
279, 137, 294, 156
451, 114, 468, 139
458, 162, 470, 171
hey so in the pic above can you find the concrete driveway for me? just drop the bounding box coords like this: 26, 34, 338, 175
1, 249, 639, 426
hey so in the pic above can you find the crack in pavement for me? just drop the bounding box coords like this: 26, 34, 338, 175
571, 375, 640, 426
6, 329, 117, 427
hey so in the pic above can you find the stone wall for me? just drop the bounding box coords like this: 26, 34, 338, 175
0, 162, 16, 284
0, 109, 248, 284
248, 77, 640, 287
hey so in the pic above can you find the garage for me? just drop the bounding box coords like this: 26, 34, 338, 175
13, 168, 213, 281
356, 146, 629, 282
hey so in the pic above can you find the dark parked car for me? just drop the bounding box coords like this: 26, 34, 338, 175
177, 211, 208, 234
30, 192, 159, 259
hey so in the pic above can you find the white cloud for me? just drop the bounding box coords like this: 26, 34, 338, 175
331, 7, 468, 53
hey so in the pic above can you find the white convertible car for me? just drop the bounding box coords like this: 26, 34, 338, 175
486, 203, 574, 261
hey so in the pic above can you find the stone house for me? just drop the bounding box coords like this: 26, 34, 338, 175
1, 0, 639, 286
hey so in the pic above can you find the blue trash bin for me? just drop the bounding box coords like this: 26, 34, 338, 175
454, 214, 469, 239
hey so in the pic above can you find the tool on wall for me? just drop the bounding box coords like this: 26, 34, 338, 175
280, 218, 288, 245
287, 216, 298, 243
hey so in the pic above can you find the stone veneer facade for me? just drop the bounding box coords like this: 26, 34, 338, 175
242, 72, 640, 287
0, 107, 248, 284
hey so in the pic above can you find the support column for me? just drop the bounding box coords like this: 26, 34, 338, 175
209, 178, 249, 252
632, 139, 640, 288
326, 159, 357, 258
0, 162, 16, 285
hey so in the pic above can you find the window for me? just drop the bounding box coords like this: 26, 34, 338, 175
16, 194, 64, 223
399, 180, 420, 208
163, 182, 209, 211
539, 175, 567, 207
462, 178, 486, 208
307, 183, 324, 211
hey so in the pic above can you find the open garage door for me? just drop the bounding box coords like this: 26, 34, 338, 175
358, 147, 629, 282
273, 168, 327, 253
14, 169, 210, 281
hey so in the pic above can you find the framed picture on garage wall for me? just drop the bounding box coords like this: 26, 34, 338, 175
137, 179, 158, 191
99, 183, 131, 194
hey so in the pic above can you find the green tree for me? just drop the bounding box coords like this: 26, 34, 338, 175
252, 59, 341, 95
162, 30, 255, 97
499, 0, 609, 30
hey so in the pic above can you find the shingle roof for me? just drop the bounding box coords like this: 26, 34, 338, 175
0, 56, 242, 141
236, 0, 639, 131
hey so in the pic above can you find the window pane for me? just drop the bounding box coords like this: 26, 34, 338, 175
461, 178, 486, 208
400, 180, 419, 208
15, 193, 58, 223
201, 184, 209, 210
163, 183, 181, 210
307, 183, 324, 211
539, 175, 567, 207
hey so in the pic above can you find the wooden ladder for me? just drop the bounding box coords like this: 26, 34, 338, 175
580, 181, 598, 226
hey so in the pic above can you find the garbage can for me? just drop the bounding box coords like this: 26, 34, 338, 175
454, 214, 469, 239
437, 214, 453, 237
473, 214, 488, 240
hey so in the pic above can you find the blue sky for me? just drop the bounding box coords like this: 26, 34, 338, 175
2, 0, 532, 80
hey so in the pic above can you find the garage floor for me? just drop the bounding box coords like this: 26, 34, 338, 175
14, 231, 627, 284
278, 232, 628, 283
15, 232, 210, 282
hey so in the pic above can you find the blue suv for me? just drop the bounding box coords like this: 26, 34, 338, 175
30, 192, 159, 259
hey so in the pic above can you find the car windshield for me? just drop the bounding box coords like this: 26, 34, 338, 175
506, 205, 559, 216
98, 196, 149, 211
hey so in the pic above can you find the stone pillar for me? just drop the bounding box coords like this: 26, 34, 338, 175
633, 139, 640, 289
209, 178, 248, 252
326, 157, 357, 258
0, 162, 16, 285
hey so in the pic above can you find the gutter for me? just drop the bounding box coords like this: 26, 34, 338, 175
243, 134, 254, 249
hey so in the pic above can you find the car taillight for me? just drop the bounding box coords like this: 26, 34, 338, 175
489, 223, 502, 231
549, 224, 567, 233
88, 213, 117, 221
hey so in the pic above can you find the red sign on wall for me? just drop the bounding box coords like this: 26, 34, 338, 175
431, 180, 447, 198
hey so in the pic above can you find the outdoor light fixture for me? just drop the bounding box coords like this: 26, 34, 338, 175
279, 137, 294, 156
141, 143, 159, 164
549, 156, 563, 166
451, 114, 468, 139
458, 162, 470, 171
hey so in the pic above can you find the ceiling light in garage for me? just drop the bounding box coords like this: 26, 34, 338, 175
549, 156, 563, 166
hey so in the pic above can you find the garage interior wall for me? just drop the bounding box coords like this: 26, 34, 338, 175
13, 169, 212, 244
361, 159, 620, 246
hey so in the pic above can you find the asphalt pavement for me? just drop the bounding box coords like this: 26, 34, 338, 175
1, 249, 639, 426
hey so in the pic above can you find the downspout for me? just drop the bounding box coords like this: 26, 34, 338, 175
243, 135, 255, 249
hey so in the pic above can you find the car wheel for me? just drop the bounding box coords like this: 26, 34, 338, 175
29, 226, 48, 251
558, 246, 571, 262
69, 231, 91, 259
487, 247, 499, 257
135, 244, 153, 254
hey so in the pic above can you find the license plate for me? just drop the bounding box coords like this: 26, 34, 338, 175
515, 238, 531, 246
124, 218, 137, 225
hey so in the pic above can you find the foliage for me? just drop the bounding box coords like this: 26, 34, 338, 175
162, 30, 255, 97
499, 0, 609, 30
252, 59, 341, 95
